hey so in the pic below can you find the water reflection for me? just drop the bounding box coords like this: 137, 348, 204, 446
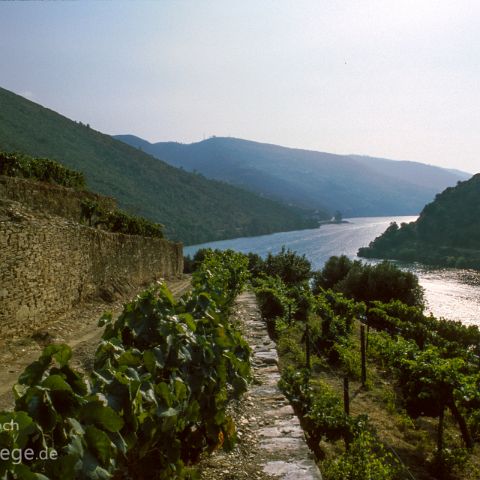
185, 217, 480, 325
408, 265, 480, 325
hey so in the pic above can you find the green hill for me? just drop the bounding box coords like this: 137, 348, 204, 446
358, 174, 480, 269
115, 135, 470, 217
0, 87, 317, 244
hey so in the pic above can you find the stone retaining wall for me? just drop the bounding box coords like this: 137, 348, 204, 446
0, 198, 183, 338
0, 175, 116, 221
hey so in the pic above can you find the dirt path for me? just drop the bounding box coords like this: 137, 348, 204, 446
0, 276, 191, 409
197, 290, 322, 480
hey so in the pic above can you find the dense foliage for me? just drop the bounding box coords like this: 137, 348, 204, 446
189, 248, 312, 286
250, 250, 480, 479
322, 430, 401, 480
0, 251, 251, 479
0, 87, 317, 244
0, 150, 164, 238
0, 151, 85, 189
183, 249, 215, 274
313, 255, 424, 307
80, 199, 164, 238
367, 300, 480, 355
358, 174, 480, 269
279, 368, 400, 479
261, 247, 312, 287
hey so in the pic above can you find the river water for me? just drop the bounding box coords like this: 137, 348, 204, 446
185, 217, 480, 326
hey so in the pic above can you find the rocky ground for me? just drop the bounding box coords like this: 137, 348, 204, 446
196, 291, 321, 480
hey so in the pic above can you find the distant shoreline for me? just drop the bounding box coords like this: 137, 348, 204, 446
318, 219, 350, 226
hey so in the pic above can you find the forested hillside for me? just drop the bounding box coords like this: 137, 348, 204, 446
115, 135, 470, 217
358, 174, 480, 269
0, 87, 316, 244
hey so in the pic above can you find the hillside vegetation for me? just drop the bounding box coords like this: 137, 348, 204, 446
358, 174, 480, 269
0, 87, 316, 244
0, 151, 165, 238
115, 135, 470, 218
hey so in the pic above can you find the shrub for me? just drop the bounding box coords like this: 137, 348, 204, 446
0, 151, 85, 189
80, 199, 164, 238
430, 447, 469, 480
322, 430, 401, 480
313, 257, 424, 308
334, 340, 361, 380
279, 367, 371, 456
312, 255, 354, 292
263, 247, 312, 286
246, 252, 265, 277
254, 275, 292, 321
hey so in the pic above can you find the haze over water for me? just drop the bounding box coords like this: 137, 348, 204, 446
185, 217, 480, 326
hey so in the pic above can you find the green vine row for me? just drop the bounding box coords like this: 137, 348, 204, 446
0, 250, 251, 479
80, 199, 164, 238
0, 151, 85, 189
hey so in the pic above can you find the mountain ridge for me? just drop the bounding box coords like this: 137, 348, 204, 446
0, 87, 319, 245
115, 135, 470, 218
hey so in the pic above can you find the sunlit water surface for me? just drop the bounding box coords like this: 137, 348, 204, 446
185, 217, 480, 326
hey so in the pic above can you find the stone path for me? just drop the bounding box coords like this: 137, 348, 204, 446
198, 290, 322, 480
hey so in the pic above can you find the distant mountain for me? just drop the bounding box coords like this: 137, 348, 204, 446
0, 87, 318, 245
358, 174, 480, 269
115, 135, 471, 217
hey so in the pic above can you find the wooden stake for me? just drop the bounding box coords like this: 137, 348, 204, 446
305, 322, 311, 370
343, 376, 350, 416
437, 404, 445, 453
361, 324, 367, 386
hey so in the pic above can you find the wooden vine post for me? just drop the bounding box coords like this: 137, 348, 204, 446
437, 403, 445, 454
343, 376, 350, 416
305, 321, 311, 370
360, 324, 367, 386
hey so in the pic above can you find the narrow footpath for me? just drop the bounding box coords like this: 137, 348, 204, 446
198, 290, 322, 480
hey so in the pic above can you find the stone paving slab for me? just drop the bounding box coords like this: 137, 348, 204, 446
198, 290, 321, 480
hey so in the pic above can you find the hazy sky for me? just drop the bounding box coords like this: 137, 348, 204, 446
1, 1, 479, 172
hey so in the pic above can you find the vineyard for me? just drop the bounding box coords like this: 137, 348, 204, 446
0, 251, 251, 479
4, 245, 480, 479
79, 199, 164, 238
0, 151, 85, 189
247, 250, 480, 480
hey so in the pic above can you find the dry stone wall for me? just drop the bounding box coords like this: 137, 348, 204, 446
0, 178, 183, 338
0, 175, 116, 222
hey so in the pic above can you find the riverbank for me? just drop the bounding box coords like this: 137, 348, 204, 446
184, 216, 480, 326
318, 220, 350, 226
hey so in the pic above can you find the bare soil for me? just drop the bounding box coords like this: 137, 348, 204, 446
0, 276, 191, 410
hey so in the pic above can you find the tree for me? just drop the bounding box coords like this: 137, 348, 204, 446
263, 247, 312, 286
314, 257, 424, 308
338, 261, 424, 308
312, 255, 354, 292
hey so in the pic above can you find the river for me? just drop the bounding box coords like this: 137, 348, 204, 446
185, 216, 480, 326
